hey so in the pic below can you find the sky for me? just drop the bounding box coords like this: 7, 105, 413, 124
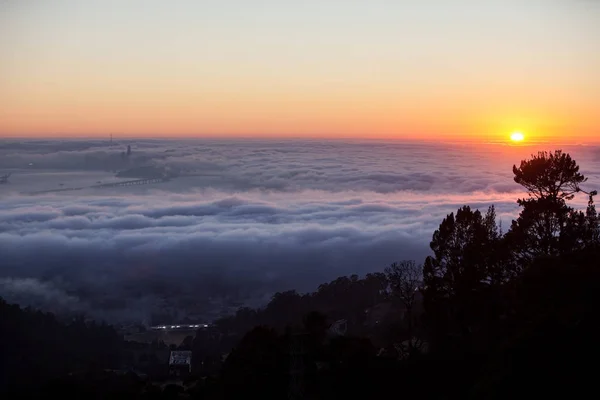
1, 139, 599, 322
1, 0, 599, 142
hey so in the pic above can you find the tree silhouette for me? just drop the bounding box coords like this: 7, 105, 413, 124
472, 252, 600, 399
508, 151, 595, 263
423, 206, 502, 345
220, 326, 287, 399
0, 298, 121, 396
385, 260, 422, 345
303, 311, 329, 340
584, 192, 600, 247
513, 150, 586, 201
507, 197, 572, 262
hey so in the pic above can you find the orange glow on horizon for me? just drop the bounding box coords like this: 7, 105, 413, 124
0, 90, 597, 143
1, 74, 597, 142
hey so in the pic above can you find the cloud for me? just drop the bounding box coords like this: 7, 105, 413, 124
1, 139, 599, 323
0, 277, 83, 313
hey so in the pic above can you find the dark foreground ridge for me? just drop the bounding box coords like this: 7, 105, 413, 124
1, 150, 599, 399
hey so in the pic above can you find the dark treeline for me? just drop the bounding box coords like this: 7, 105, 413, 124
0, 301, 122, 395
2, 150, 599, 399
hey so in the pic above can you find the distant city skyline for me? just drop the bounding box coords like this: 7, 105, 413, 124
1, 0, 598, 143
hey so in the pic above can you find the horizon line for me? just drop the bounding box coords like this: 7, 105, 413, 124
0, 135, 598, 147
0, 132, 600, 147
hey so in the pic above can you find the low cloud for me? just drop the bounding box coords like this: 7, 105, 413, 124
1, 140, 598, 323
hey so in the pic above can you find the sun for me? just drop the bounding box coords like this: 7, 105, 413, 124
510, 131, 525, 142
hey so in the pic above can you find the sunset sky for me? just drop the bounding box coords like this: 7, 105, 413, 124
1, 0, 598, 142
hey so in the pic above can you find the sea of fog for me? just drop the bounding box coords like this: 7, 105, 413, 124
1, 139, 599, 324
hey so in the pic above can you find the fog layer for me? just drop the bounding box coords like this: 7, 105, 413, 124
1, 139, 598, 323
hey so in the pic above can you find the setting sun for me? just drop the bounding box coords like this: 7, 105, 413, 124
510, 132, 525, 142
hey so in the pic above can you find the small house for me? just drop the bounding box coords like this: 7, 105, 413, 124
169, 350, 192, 377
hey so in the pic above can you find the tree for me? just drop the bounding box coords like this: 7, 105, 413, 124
263, 291, 304, 329
471, 251, 600, 399
585, 192, 600, 247
512, 150, 586, 202
362, 272, 389, 305
303, 311, 329, 339
384, 260, 422, 345
508, 151, 595, 263
303, 311, 329, 374
0, 298, 122, 395
507, 197, 571, 262
221, 326, 287, 399
564, 191, 600, 252
179, 335, 193, 350
423, 206, 502, 342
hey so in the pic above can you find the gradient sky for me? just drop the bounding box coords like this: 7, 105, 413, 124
1, 0, 598, 142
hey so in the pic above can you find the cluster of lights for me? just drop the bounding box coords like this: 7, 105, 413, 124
151, 324, 209, 330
